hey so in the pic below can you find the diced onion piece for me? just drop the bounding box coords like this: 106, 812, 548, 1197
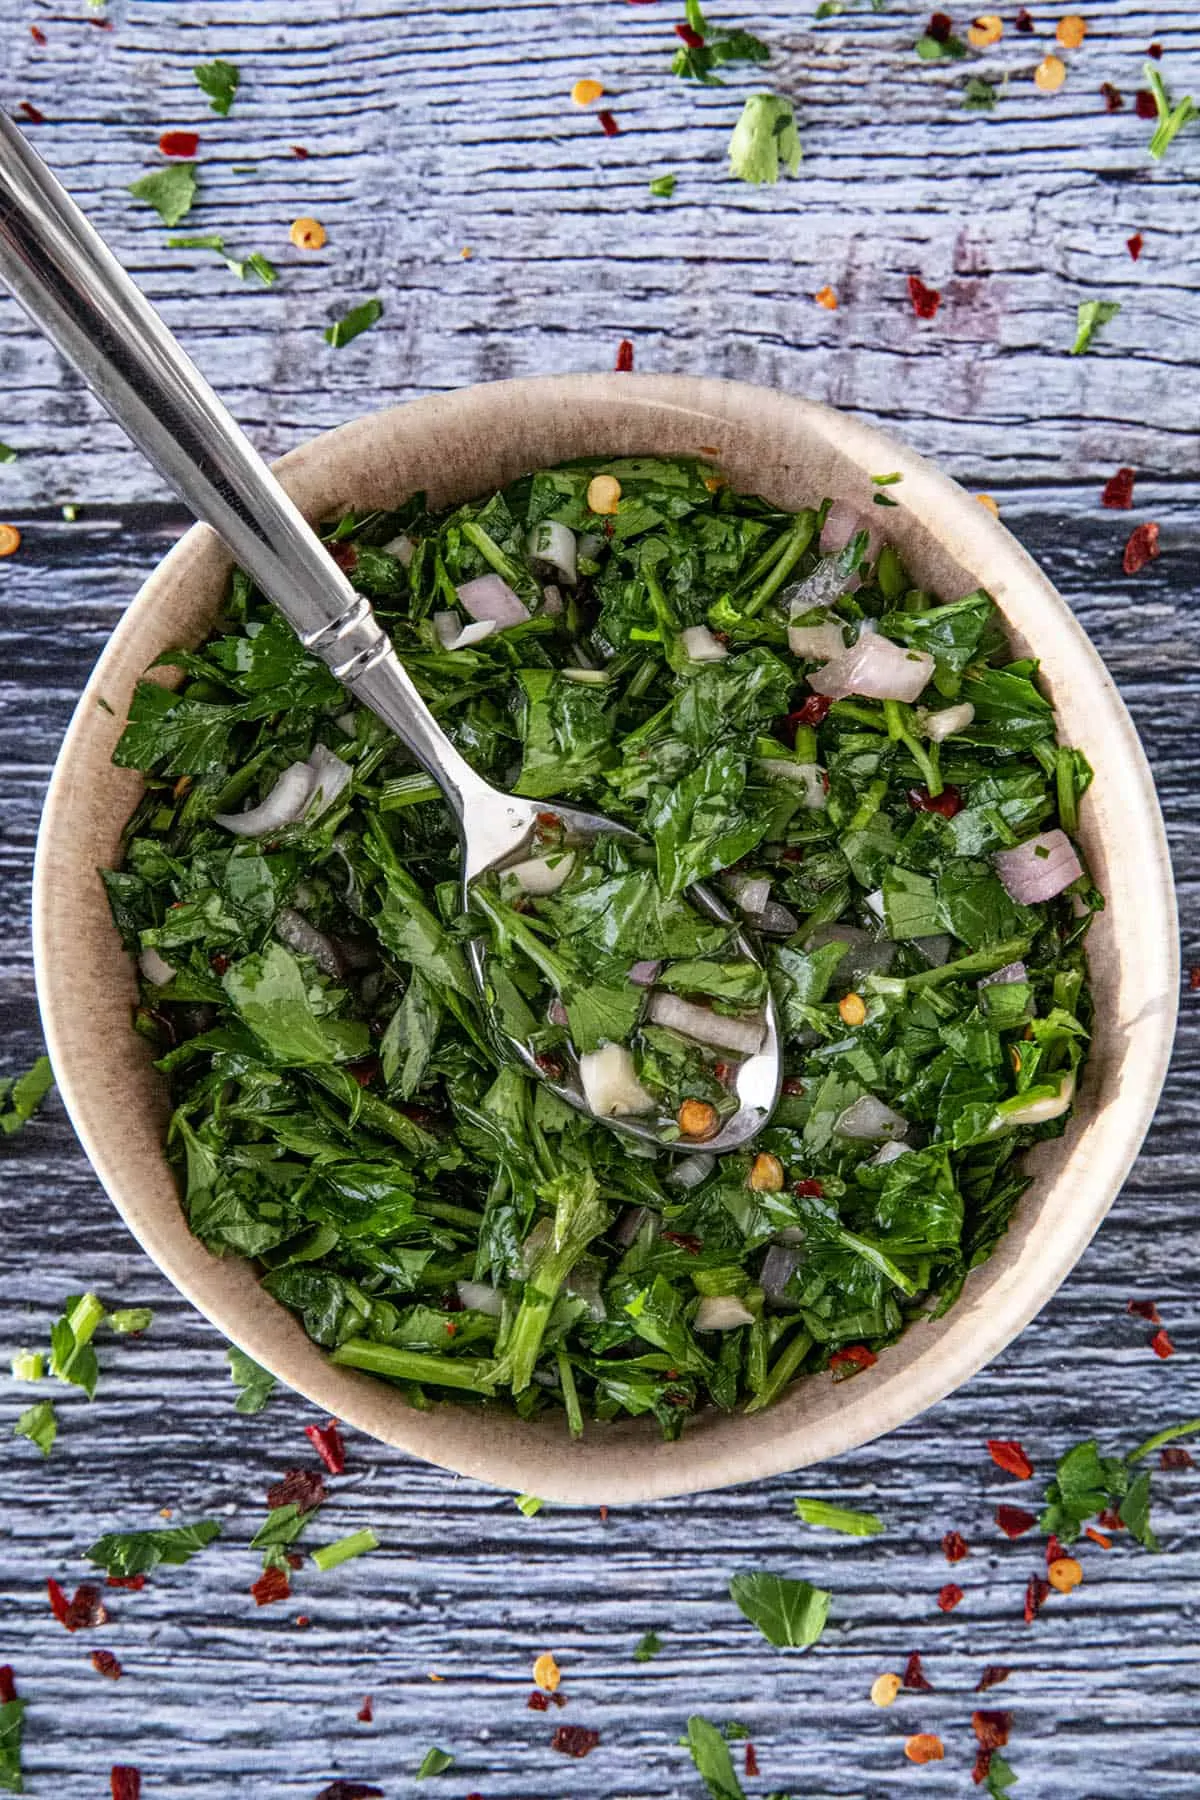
913, 933, 952, 967
214, 761, 315, 837
305, 744, 353, 819
804, 922, 895, 985
750, 899, 800, 936
456, 573, 529, 628
694, 1295, 756, 1331
520, 1216, 554, 1274
758, 759, 827, 809
577, 531, 605, 563
614, 1204, 650, 1247
668, 1153, 715, 1189
542, 584, 564, 616
381, 532, 415, 566
869, 1140, 911, 1166
275, 907, 342, 977
920, 701, 975, 741
820, 499, 879, 557
980, 960, 1028, 989
834, 1093, 909, 1141
507, 851, 576, 896
434, 610, 499, 651
994, 830, 1083, 905
455, 1280, 503, 1317
578, 1043, 657, 1117
990, 1069, 1076, 1131
760, 1243, 800, 1306
680, 624, 729, 663
809, 634, 935, 704
548, 996, 569, 1028
788, 619, 847, 662
723, 873, 772, 916
629, 959, 662, 987
526, 519, 578, 584
864, 889, 886, 921
138, 947, 176, 986
647, 992, 765, 1056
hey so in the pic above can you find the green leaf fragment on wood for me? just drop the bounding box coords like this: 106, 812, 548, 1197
129, 164, 198, 228
325, 298, 384, 347
793, 1496, 884, 1535
14, 1402, 56, 1457
1071, 300, 1121, 356
0, 1056, 53, 1137
194, 59, 240, 115
729, 95, 801, 184
416, 1747, 455, 1778
228, 1344, 277, 1413
728, 1571, 831, 1647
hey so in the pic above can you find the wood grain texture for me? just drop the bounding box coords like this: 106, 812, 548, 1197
0, 1, 1197, 1794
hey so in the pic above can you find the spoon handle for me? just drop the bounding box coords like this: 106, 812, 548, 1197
0, 112, 486, 810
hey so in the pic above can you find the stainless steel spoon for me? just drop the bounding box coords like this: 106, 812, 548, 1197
0, 112, 780, 1153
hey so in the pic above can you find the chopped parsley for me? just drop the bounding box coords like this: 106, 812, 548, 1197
415, 1747, 455, 1778
252, 1502, 318, 1571
0, 1055, 53, 1137
1143, 64, 1198, 160
106, 1308, 154, 1334
1071, 299, 1121, 356
633, 1628, 665, 1662
649, 173, 678, 198
194, 59, 240, 116
311, 1526, 380, 1572
728, 1572, 831, 1647
963, 77, 997, 111
129, 164, 198, 229
916, 27, 967, 60
672, 0, 770, 86
686, 1714, 748, 1800
0, 1673, 26, 1795
13, 1401, 56, 1457
514, 1493, 544, 1517
729, 95, 801, 184
85, 1519, 222, 1577
793, 1496, 884, 1535
168, 236, 278, 285
49, 1292, 105, 1398
0, 443, 16, 464
228, 1344, 277, 1413
324, 298, 384, 347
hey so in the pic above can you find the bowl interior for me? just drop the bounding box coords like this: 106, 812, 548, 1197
33, 374, 1178, 1503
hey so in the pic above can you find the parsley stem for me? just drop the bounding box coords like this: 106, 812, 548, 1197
376, 773, 442, 811
1125, 1418, 1200, 1464
461, 521, 529, 595
846, 777, 888, 833
741, 512, 816, 619
557, 1350, 584, 1438
311, 1527, 380, 1573
883, 699, 941, 796
903, 935, 1033, 990
829, 699, 887, 731
745, 1326, 813, 1413
330, 1339, 498, 1393
56, 1292, 105, 1381
1055, 746, 1079, 834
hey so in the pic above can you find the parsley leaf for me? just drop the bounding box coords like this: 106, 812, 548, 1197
649, 173, 677, 198
14, 1401, 57, 1457
0, 1055, 53, 1137
1144, 64, 1198, 160
86, 1519, 222, 1577
0, 1682, 26, 1795
685, 1714, 747, 1800
128, 164, 198, 228
416, 1747, 455, 1778
227, 1344, 277, 1413
916, 29, 967, 59
964, 77, 997, 110
985, 1752, 1018, 1796
793, 1496, 884, 1536
194, 59, 239, 116
0, 442, 17, 464
729, 95, 801, 185
672, 2, 771, 86
325, 298, 384, 347
49, 1292, 105, 1398
1071, 300, 1121, 356
633, 1628, 664, 1662
728, 1571, 831, 1647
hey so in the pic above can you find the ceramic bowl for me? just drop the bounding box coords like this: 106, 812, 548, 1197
33, 374, 1178, 1503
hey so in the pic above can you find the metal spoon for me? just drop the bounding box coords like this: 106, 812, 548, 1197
0, 113, 780, 1153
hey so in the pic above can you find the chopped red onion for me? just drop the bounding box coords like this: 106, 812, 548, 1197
757, 760, 827, 809
667, 1152, 715, 1189
749, 899, 800, 936
507, 851, 576, 895
629, 959, 662, 987
820, 499, 880, 559
275, 908, 342, 977
787, 618, 847, 662
980, 960, 1028, 988
647, 992, 764, 1056
548, 996, 569, 1028
694, 1294, 755, 1331
214, 762, 315, 837
455, 1280, 503, 1317
613, 1204, 650, 1247
381, 532, 415, 566
541, 584, 564, 615
869, 1140, 911, 1166
723, 872, 772, 916
834, 1093, 909, 1141
305, 744, 353, 818
680, 624, 729, 663
863, 890, 886, 921
137, 947, 176, 986
456, 573, 528, 628
920, 700, 975, 741
578, 1043, 656, 1116
527, 520, 578, 584
994, 830, 1083, 905
809, 633, 935, 704
760, 1243, 800, 1306
913, 933, 952, 967
434, 610, 499, 651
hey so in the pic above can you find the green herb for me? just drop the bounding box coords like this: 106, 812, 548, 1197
793, 1496, 884, 1535
1126, 1418, 1200, 1463
415, 1747, 455, 1778
49, 1292, 105, 1398
984, 1752, 1018, 1796
0, 443, 16, 464
9, 1352, 43, 1382
62, 503, 79, 522
0, 1675, 26, 1794
729, 95, 801, 184
194, 59, 239, 116
649, 173, 677, 198
916, 28, 967, 59
672, 1, 771, 85
311, 1526, 380, 1572
106, 1308, 153, 1334
228, 1344, 277, 1413
728, 1572, 831, 1647
1071, 300, 1121, 357
1036, 1426, 1199, 1551
129, 164, 198, 228
963, 77, 997, 110
86, 1519, 222, 1576
0, 1055, 53, 1137
325, 298, 383, 347
1143, 64, 1198, 160
169, 235, 278, 285
633, 1628, 664, 1662
253, 1502, 318, 1570
685, 1714, 747, 1800
14, 1401, 56, 1457
514, 1493, 544, 1517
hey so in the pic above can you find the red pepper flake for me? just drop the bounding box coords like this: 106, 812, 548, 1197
975, 1665, 1011, 1692
111, 1770, 141, 1800
444, 1319, 459, 1338
1101, 82, 1124, 111
106, 1574, 146, 1591
159, 130, 199, 157
1096, 1506, 1125, 1531
937, 1582, 964, 1613
0, 1669, 15, 1706
973, 1710, 1011, 1752
996, 1504, 1036, 1538
1191, 967, 1200, 991
296, 1614, 311, 1627
1045, 1533, 1065, 1567
551, 1725, 600, 1758
908, 784, 963, 818
987, 1439, 1034, 1481
47, 1577, 71, 1626
903, 1651, 933, 1692
1102, 467, 1136, 509
942, 1530, 969, 1564
30, 24, 47, 43
286, 1551, 305, 1571
1161, 1446, 1195, 1469
1150, 1327, 1175, 1359
1135, 89, 1158, 119
829, 1344, 877, 1378
661, 1230, 702, 1254
210, 952, 231, 976
1148, 41, 1163, 59
908, 275, 941, 321
18, 101, 45, 123
88, 14, 114, 25
599, 1505, 609, 1520
1023, 1573, 1050, 1623
615, 338, 634, 373
292, 144, 311, 158
1084, 1526, 1113, 1548
305, 1419, 346, 1475
268, 1468, 329, 1512
1015, 7, 1034, 30
314, 1786, 385, 1800
973, 1749, 994, 1787
793, 694, 834, 729
330, 542, 358, 573
781, 1076, 806, 1095
675, 21, 705, 47
927, 13, 953, 42
744, 1743, 760, 1779
1123, 520, 1161, 573
53, 1584, 107, 1633
251, 1566, 292, 1607
1127, 233, 1144, 262
792, 1177, 824, 1197
1127, 1297, 1161, 1323
92, 1650, 123, 1680
597, 110, 620, 137
528, 1690, 551, 1711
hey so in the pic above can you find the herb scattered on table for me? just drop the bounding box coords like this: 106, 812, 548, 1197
415, 1747, 454, 1778
1070, 299, 1121, 356
649, 173, 677, 198
194, 59, 240, 116
729, 95, 800, 183
325, 298, 383, 347
686, 1714, 747, 1799
793, 1497, 883, 1535
128, 164, 198, 229
13, 1402, 56, 1456
0, 1055, 53, 1137
228, 1344, 277, 1412
671, 0, 770, 86
634, 1628, 665, 1661
311, 1527, 380, 1572
963, 77, 997, 111
916, 14, 967, 60
0, 1668, 25, 1794
729, 1572, 830, 1647
1142, 64, 1197, 160
0, 443, 17, 464
85, 1519, 222, 1577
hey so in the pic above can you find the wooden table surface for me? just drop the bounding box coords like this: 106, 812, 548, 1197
0, 2, 1197, 1795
